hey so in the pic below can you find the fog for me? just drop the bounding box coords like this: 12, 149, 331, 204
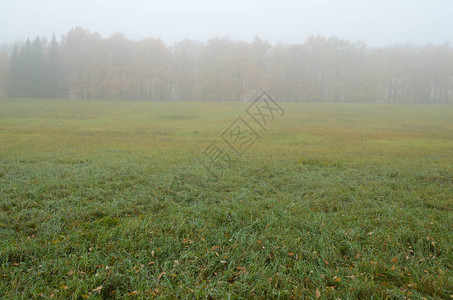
1, 0, 452, 47
1, 0, 453, 103
1, 3, 453, 297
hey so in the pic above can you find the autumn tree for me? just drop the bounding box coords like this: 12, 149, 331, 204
2, 28, 453, 104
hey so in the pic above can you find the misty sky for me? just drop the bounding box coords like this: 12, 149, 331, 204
1, 0, 452, 47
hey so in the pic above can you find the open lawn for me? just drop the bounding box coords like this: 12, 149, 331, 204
0, 99, 452, 299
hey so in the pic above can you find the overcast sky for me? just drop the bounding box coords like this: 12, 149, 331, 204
1, 0, 451, 47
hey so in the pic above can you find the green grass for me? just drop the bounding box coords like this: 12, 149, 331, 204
0, 99, 452, 299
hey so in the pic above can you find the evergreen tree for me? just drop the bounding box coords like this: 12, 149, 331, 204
6, 45, 20, 97
46, 33, 64, 98
7, 36, 55, 98
20, 39, 33, 97
31, 37, 45, 97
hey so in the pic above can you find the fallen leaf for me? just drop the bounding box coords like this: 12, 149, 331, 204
391, 265, 396, 271
323, 259, 329, 265
158, 272, 166, 281
92, 285, 103, 294
391, 257, 397, 262
315, 287, 321, 299
127, 291, 138, 296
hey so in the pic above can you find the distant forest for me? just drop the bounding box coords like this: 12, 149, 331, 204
0, 27, 452, 103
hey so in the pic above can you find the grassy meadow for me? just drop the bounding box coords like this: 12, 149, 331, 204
0, 99, 452, 299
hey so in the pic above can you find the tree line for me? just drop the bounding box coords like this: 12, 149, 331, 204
0, 27, 452, 104
5, 34, 64, 98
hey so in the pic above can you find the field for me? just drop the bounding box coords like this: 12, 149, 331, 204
0, 99, 452, 299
